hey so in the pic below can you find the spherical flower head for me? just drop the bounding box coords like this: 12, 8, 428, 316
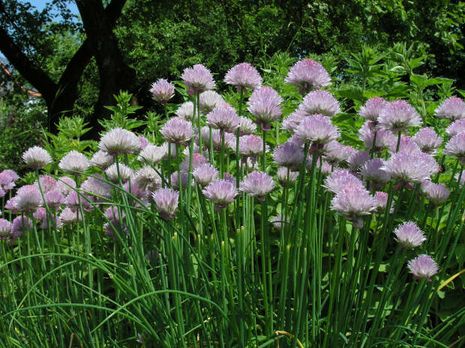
22, 146, 52, 170
181, 153, 208, 172
4, 197, 19, 214
134, 166, 161, 192
285, 58, 331, 94
152, 188, 179, 220
150, 78, 175, 104
378, 100, 422, 132
412, 127, 442, 154
247, 86, 283, 129
36, 175, 57, 193
224, 62, 262, 91
139, 136, 150, 150
99, 128, 140, 156
64, 191, 93, 211
11, 216, 32, 239
239, 135, 263, 157
55, 176, 77, 196
105, 206, 125, 224
407, 254, 439, 280
91, 150, 114, 169
301, 90, 340, 117
176, 101, 195, 120
0, 169, 19, 191
238, 117, 257, 135
348, 151, 370, 171
44, 189, 65, 210
105, 163, 133, 183
359, 121, 396, 150
181, 64, 216, 95
277, 167, 299, 186
202, 179, 237, 209
324, 169, 364, 194
421, 181, 450, 205
331, 185, 377, 220
446, 119, 465, 137
359, 97, 387, 121
199, 127, 235, 151
161, 117, 193, 144
59, 207, 79, 225
444, 133, 465, 164
373, 191, 389, 212
360, 158, 391, 184
273, 141, 305, 169
435, 96, 465, 120
295, 115, 340, 145
15, 184, 42, 212
81, 174, 112, 198
0, 218, 12, 240
59, 150, 90, 174
207, 104, 240, 132
393, 221, 426, 248
240, 171, 275, 200
138, 143, 167, 165
323, 141, 356, 165
200, 91, 225, 114
282, 108, 307, 133
193, 164, 219, 186
382, 151, 439, 183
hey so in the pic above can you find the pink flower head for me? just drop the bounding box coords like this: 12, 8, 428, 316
105, 206, 125, 224
152, 188, 179, 220
0, 219, 12, 240
105, 163, 133, 183
247, 86, 283, 129
4, 197, 19, 214
239, 171, 275, 199
348, 151, 370, 171
134, 166, 161, 192
99, 128, 140, 156
282, 108, 307, 132
139, 136, 150, 150
285, 58, 331, 94
200, 91, 225, 114
273, 141, 305, 169
59, 150, 90, 174
360, 158, 391, 183
207, 104, 240, 132
239, 135, 263, 157
435, 97, 465, 120
15, 185, 42, 212
176, 101, 195, 120
378, 100, 422, 132
301, 90, 340, 117
394, 221, 426, 248
323, 141, 356, 165
199, 127, 235, 151
150, 78, 175, 104
161, 117, 193, 144
0, 169, 19, 192
359, 97, 387, 121
407, 254, 439, 280
138, 143, 168, 165
193, 164, 219, 186
331, 185, 377, 223
44, 189, 65, 210
36, 175, 57, 193
295, 115, 340, 145
238, 117, 257, 135
446, 119, 465, 137
181, 64, 216, 95
91, 150, 114, 169
81, 174, 112, 198
359, 121, 396, 150
324, 169, 364, 194
55, 176, 77, 196
11, 216, 32, 239
382, 151, 439, 183
412, 128, 442, 154
224, 62, 262, 91
22, 146, 52, 169
421, 181, 450, 205
202, 179, 237, 209
64, 191, 92, 211
277, 167, 299, 186
59, 207, 79, 225
394, 135, 420, 154
181, 153, 208, 171
444, 133, 465, 164
373, 191, 389, 212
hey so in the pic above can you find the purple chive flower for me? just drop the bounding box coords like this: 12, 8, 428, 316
247, 86, 283, 129
224, 62, 262, 91
331, 186, 377, 225
152, 188, 179, 220
323, 141, 356, 165
295, 115, 340, 145
36, 175, 57, 193
359, 97, 387, 121
240, 171, 275, 199
273, 141, 305, 169
81, 174, 112, 198
378, 100, 422, 132
11, 216, 32, 239
407, 254, 439, 280
160, 117, 193, 144
444, 133, 465, 164
421, 181, 450, 204
202, 179, 237, 209
59, 207, 79, 225
239, 135, 263, 157
44, 189, 65, 210
412, 127, 442, 154
139, 136, 150, 150
99, 128, 140, 156
181, 64, 216, 95
394, 135, 421, 154
301, 90, 340, 117
4, 197, 19, 214
200, 91, 225, 114
59, 150, 90, 174
282, 108, 307, 132
348, 151, 370, 171
285, 58, 331, 94
394, 221, 426, 248
435, 97, 465, 120
193, 164, 219, 186
22, 146, 52, 169
55, 176, 77, 196
382, 151, 439, 183
277, 167, 299, 185
360, 158, 391, 184
238, 117, 257, 135
170, 171, 191, 190
138, 143, 168, 165
373, 191, 389, 212
207, 104, 240, 132
15, 185, 42, 212
150, 78, 175, 104
64, 191, 93, 212
270, 214, 286, 230
105, 206, 125, 224
446, 119, 465, 137
176, 101, 195, 120
359, 121, 396, 150
105, 163, 133, 183
0, 170, 19, 196
199, 127, 235, 151
324, 169, 364, 194
0, 219, 12, 240
91, 150, 114, 169
181, 153, 208, 171
134, 166, 162, 192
